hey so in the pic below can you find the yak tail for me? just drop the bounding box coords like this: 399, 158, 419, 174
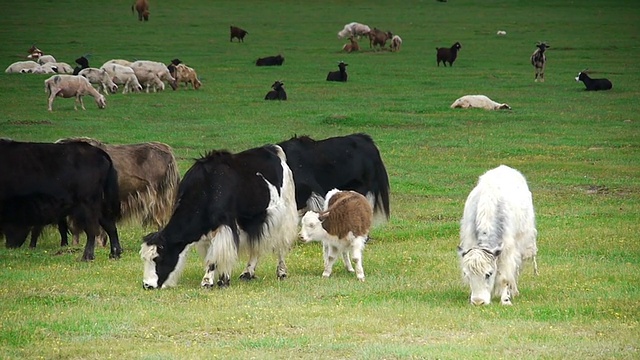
372, 153, 391, 225
103, 157, 122, 221
156, 148, 181, 226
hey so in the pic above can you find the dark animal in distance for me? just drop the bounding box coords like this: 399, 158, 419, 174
265, 80, 287, 100
256, 55, 284, 66
326, 61, 348, 82
531, 42, 549, 82
132, 0, 149, 21
575, 70, 612, 91
140, 144, 298, 289
230, 26, 248, 42
436, 42, 462, 67
277, 133, 391, 225
0, 139, 122, 261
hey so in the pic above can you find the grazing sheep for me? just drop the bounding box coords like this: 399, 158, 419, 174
130, 60, 178, 92
44, 75, 106, 111
299, 189, 373, 281
256, 55, 285, 66
531, 42, 549, 82
575, 70, 612, 91
173, 63, 201, 90
337, 22, 371, 39
230, 25, 248, 42
391, 35, 403, 52
78, 68, 118, 95
102, 59, 133, 67
132, 0, 150, 21
100, 63, 143, 93
436, 42, 462, 67
73, 56, 90, 75
458, 165, 538, 306
450, 95, 511, 110
5, 61, 40, 73
264, 80, 287, 100
326, 61, 348, 82
368, 28, 393, 50
342, 36, 360, 53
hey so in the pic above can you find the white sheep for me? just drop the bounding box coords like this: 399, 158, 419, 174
299, 189, 373, 281
130, 60, 178, 92
5, 61, 40, 73
31, 63, 61, 74
78, 68, 118, 95
173, 64, 201, 90
37, 55, 57, 64
391, 35, 403, 52
338, 22, 371, 39
100, 63, 143, 94
101, 59, 133, 67
44, 75, 106, 111
450, 95, 511, 110
46, 62, 74, 74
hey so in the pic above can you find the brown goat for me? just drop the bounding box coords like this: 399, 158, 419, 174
342, 36, 360, 53
132, 0, 150, 21
368, 28, 393, 50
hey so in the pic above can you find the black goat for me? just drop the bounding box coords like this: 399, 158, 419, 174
230, 26, 248, 42
575, 70, 612, 91
72, 56, 90, 75
265, 81, 287, 100
436, 42, 461, 67
256, 54, 285, 66
326, 61, 348, 82
531, 42, 549, 82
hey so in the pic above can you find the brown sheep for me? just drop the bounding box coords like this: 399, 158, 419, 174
132, 0, 150, 21
342, 36, 360, 53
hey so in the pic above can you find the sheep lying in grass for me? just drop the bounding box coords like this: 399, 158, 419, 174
78, 68, 118, 95
44, 75, 106, 111
5, 61, 40, 73
299, 189, 373, 281
450, 95, 511, 110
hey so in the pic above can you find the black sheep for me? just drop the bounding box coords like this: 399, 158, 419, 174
256, 55, 285, 66
326, 61, 348, 82
265, 81, 287, 100
72, 56, 90, 75
436, 42, 461, 67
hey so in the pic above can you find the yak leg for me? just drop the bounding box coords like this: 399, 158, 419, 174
240, 253, 259, 280
99, 217, 122, 259
276, 248, 288, 280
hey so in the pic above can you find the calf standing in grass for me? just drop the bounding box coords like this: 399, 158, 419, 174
531, 42, 549, 82
458, 165, 538, 306
300, 189, 373, 281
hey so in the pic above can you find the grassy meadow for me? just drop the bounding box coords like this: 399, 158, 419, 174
1, 0, 639, 358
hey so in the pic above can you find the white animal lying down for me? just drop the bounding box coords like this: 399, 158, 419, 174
450, 95, 511, 110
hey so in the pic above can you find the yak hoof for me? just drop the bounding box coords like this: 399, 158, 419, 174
239, 272, 256, 280
277, 273, 287, 280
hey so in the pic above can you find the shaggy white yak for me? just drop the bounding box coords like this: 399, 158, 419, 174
44, 75, 106, 111
458, 165, 538, 306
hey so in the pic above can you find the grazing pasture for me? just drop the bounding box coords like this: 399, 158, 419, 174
0, 0, 639, 359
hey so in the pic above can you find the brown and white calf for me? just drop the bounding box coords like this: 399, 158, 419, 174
299, 189, 373, 281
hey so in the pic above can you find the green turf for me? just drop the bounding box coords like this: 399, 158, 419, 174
0, 0, 639, 359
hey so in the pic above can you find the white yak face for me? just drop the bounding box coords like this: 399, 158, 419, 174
299, 211, 324, 243
459, 248, 500, 305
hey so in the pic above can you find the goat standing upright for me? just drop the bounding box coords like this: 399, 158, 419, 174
531, 42, 549, 82
436, 42, 462, 67
327, 61, 348, 82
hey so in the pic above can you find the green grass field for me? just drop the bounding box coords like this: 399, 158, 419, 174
1, 0, 639, 358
